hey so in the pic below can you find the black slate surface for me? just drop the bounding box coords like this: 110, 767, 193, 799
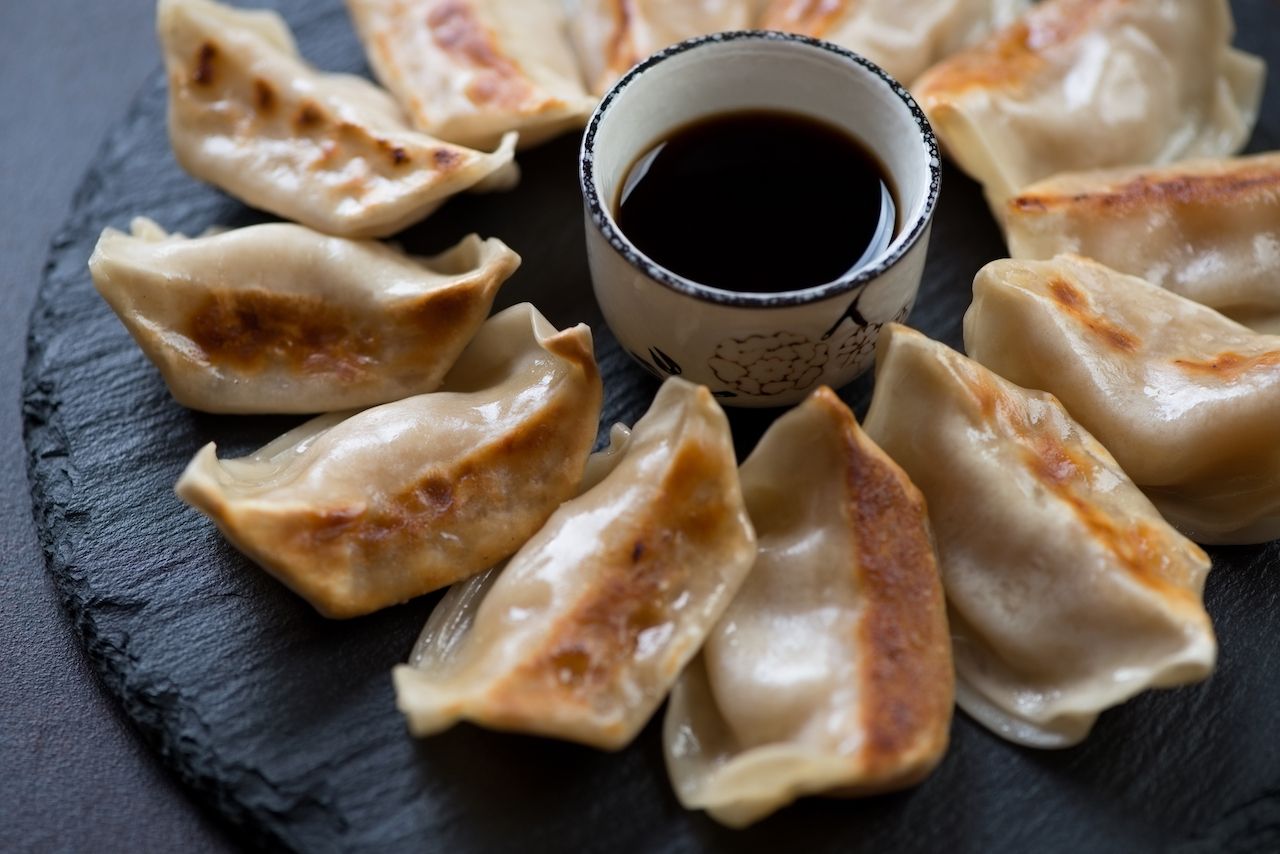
22, 1, 1280, 851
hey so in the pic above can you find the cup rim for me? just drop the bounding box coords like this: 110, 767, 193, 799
579, 30, 941, 310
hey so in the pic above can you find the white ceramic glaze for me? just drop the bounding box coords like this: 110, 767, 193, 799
580, 31, 940, 407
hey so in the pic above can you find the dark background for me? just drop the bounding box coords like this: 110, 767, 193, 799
1, 0, 233, 850
3, 1, 1277, 852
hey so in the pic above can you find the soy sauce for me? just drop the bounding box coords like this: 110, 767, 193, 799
615, 110, 897, 294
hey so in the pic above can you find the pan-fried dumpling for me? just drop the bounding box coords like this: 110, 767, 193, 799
912, 0, 1265, 214
757, 0, 1028, 85
159, 0, 519, 238
1004, 153, 1280, 333
394, 378, 757, 750
345, 0, 596, 150
664, 387, 952, 828
965, 254, 1280, 545
89, 218, 520, 414
863, 324, 1216, 748
567, 0, 765, 96
176, 304, 602, 619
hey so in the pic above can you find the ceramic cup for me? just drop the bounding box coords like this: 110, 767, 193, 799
580, 31, 941, 408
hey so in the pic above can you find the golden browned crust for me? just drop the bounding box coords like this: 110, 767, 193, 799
293, 101, 325, 130
950, 363, 1208, 602
604, 0, 638, 82
757, 0, 851, 36
252, 77, 276, 114
1173, 350, 1280, 379
478, 391, 736, 745
184, 281, 483, 382
1021, 436, 1204, 603
187, 290, 375, 380
1009, 161, 1280, 216
507, 442, 729, 695
425, 1, 540, 109
807, 388, 951, 784
914, 0, 1119, 98
1046, 277, 1140, 353
432, 147, 461, 170
192, 41, 218, 86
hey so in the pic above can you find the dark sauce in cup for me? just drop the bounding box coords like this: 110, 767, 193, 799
615, 109, 897, 294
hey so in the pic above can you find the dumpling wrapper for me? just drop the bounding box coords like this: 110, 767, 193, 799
1004, 153, 1280, 334
402, 422, 634, 666
345, 0, 596, 150
176, 303, 602, 619
567, 0, 766, 96
664, 387, 952, 828
863, 324, 1216, 748
758, 0, 1028, 86
394, 377, 758, 750
965, 254, 1280, 545
159, 0, 519, 238
912, 0, 1265, 214
89, 217, 520, 414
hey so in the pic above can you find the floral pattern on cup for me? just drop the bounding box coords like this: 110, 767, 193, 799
708, 333, 830, 397
830, 301, 915, 369
630, 346, 684, 380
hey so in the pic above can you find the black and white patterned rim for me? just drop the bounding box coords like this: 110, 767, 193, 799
579, 30, 943, 310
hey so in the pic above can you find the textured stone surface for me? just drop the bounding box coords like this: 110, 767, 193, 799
1, 0, 236, 849
22, 1, 1280, 851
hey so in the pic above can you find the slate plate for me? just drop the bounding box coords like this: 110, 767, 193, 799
23, 2, 1280, 851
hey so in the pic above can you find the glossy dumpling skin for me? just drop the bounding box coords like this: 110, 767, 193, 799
394, 378, 758, 750
965, 255, 1280, 545
402, 423, 633, 665
863, 324, 1216, 748
567, 0, 765, 95
345, 0, 595, 150
664, 387, 952, 828
758, 0, 1028, 85
1005, 153, 1280, 333
89, 218, 520, 414
912, 0, 1265, 213
175, 304, 602, 619
159, 0, 519, 238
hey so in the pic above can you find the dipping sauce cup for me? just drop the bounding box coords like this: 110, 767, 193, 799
580, 31, 941, 408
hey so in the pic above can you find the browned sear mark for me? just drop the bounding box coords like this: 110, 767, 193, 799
1012, 167, 1280, 215
1007, 195, 1049, 213
605, 0, 638, 77
1047, 277, 1139, 352
916, 0, 1112, 95
432, 148, 461, 171
828, 389, 950, 772
293, 402, 575, 573
253, 78, 276, 114
1019, 436, 1201, 599
407, 478, 456, 519
758, 0, 848, 36
427, 1, 534, 108
294, 102, 325, 130
188, 290, 378, 381
193, 42, 218, 86
517, 439, 732, 696
374, 137, 411, 167
961, 372, 1203, 598
550, 648, 592, 684
1021, 430, 1085, 488
1173, 350, 1280, 379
